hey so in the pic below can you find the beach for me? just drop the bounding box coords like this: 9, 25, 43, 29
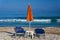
0, 27, 60, 40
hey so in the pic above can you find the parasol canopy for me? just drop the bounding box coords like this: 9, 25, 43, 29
27, 4, 34, 21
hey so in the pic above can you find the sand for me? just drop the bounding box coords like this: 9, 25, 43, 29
0, 27, 60, 34
0, 27, 60, 40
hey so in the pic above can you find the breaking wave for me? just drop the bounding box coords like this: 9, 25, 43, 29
0, 19, 51, 23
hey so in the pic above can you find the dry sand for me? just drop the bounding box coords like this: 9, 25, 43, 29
0, 27, 60, 35
0, 27, 60, 40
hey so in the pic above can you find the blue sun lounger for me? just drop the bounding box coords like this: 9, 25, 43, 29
14, 27, 26, 37
34, 28, 45, 38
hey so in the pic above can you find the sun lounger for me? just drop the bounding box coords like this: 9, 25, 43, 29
14, 27, 26, 38
34, 28, 45, 38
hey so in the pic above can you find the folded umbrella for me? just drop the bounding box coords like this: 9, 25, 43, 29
26, 4, 34, 30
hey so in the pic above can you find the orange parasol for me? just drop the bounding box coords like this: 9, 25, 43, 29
27, 4, 34, 21
26, 4, 34, 30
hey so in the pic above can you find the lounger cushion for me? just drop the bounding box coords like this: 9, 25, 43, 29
35, 28, 45, 34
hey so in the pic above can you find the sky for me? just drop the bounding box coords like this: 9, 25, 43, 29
0, 0, 60, 17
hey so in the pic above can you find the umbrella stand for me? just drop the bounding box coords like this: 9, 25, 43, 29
29, 21, 31, 31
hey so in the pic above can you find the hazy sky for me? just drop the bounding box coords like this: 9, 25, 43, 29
0, 0, 60, 17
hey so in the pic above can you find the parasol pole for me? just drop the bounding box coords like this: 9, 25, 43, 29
29, 21, 31, 31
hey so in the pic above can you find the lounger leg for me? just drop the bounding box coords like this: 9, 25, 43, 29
15, 33, 16, 38
43, 34, 45, 39
33, 34, 36, 38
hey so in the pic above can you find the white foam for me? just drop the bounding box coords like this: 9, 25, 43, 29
0, 19, 51, 23
33, 19, 51, 23
57, 19, 60, 23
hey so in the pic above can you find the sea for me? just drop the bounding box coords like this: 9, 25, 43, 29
0, 17, 60, 27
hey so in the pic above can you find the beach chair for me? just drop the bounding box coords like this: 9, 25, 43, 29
34, 28, 45, 38
14, 27, 26, 37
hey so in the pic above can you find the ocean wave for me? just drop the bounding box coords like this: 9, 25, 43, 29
0, 19, 51, 23
57, 19, 60, 23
